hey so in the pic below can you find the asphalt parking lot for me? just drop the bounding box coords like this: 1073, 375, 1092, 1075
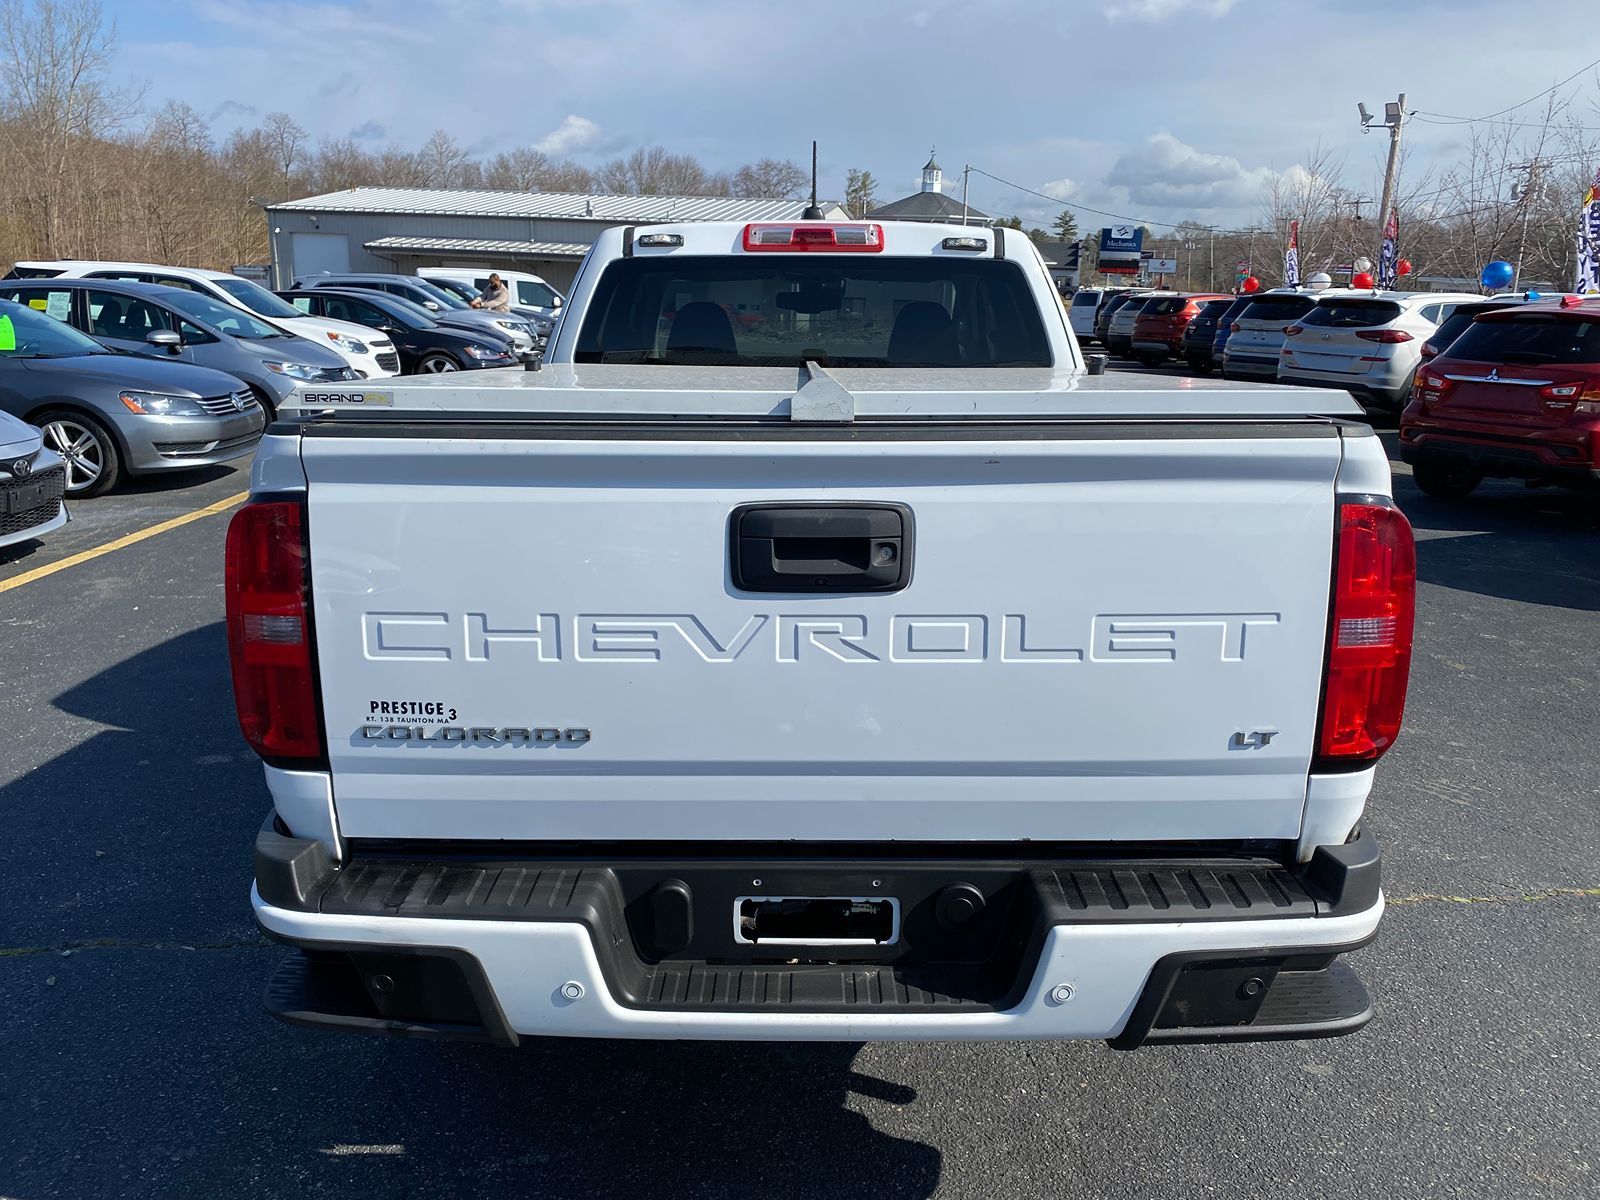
2, 396, 1597, 1200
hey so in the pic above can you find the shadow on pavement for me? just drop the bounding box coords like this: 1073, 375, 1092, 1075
115, 463, 238, 496
1396, 477, 1600, 611
0, 624, 942, 1199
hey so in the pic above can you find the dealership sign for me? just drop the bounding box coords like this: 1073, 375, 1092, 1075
1098, 225, 1145, 275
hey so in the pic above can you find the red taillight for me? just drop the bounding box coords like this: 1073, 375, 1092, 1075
225, 498, 325, 765
1355, 329, 1413, 343
742, 223, 884, 252
1316, 501, 1416, 767
1538, 376, 1600, 400
1284, 324, 1303, 336
1229, 322, 1241, 332
1419, 343, 1438, 360
1415, 369, 1452, 393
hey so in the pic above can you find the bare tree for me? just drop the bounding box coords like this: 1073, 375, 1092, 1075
0, 0, 128, 255
262, 112, 307, 198
418, 128, 469, 188
731, 157, 807, 199
596, 146, 729, 196
484, 146, 552, 191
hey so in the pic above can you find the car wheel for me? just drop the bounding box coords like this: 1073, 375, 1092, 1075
418, 354, 460, 373
1412, 463, 1482, 500
37, 409, 120, 497
1138, 352, 1166, 368
1186, 357, 1213, 376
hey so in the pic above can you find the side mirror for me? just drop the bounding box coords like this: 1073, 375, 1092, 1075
422, 301, 440, 311
145, 330, 182, 354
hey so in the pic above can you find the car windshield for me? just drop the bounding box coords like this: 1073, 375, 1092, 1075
1070, 291, 1100, 308
515, 280, 561, 307
1238, 295, 1315, 320
1141, 297, 1190, 316
575, 256, 1053, 367
1300, 299, 1403, 328
214, 276, 302, 320
0, 301, 107, 358
1196, 299, 1234, 319
1446, 314, 1600, 364
411, 279, 470, 310
160, 290, 286, 339
365, 293, 440, 330
428, 278, 480, 302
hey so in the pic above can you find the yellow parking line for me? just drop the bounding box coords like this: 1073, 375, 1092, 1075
0, 490, 248, 595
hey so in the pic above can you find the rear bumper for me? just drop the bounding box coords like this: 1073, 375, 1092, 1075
1222, 354, 1280, 379
1399, 429, 1600, 488
1278, 372, 1410, 412
252, 821, 1384, 1046
1131, 338, 1180, 354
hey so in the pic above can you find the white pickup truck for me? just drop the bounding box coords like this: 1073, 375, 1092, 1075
237, 219, 1414, 1048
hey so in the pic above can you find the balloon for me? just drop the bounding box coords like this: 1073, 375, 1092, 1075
1352, 271, 1375, 289
1353, 256, 1373, 273
1241, 276, 1261, 294
1396, 258, 1413, 277
1481, 260, 1515, 289
1307, 272, 1333, 291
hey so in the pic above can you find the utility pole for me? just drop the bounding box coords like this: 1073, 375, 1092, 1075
1372, 93, 1406, 267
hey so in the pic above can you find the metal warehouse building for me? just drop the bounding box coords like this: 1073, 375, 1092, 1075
265, 187, 846, 292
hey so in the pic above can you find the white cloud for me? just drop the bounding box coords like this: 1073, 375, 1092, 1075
1104, 0, 1238, 22
1102, 133, 1273, 210
1038, 177, 1078, 201
533, 115, 607, 157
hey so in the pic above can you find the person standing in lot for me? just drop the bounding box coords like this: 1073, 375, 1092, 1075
472, 273, 510, 312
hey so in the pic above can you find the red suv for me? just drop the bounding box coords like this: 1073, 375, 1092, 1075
1400, 298, 1600, 498
1131, 294, 1229, 367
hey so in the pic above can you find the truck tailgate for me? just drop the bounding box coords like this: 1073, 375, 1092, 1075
301, 420, 1344, 844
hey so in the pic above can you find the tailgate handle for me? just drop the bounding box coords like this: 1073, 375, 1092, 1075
731, 503, 912, 593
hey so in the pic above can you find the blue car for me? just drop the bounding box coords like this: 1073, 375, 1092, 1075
1209, 295, 1255, 373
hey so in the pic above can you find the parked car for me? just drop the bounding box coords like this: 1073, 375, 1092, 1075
277, 289, 521, 374
420, 276, 554, 344
0, 407, 68, 549
1400, 297, 1600, 498
6, 260, 400, 379
0, 298, 264, 495
1092, 289, 1150, 349
294, 273, 540, 355
1182, 297, 1236, 374
1, 278, 354, 420
1278, 291, 1480, 416
1221, 290, 1324, 381
1067, 287, 1107, 342
1132, 293, 1229, 366
416, 267, 565, 320
1208, 295, 1255, 374
1107, 291, 1175, 358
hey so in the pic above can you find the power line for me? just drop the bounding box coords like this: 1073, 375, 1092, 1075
1413, 111, 1600, 133
1416, 53, 1600, 125
964, 165, 1255, 235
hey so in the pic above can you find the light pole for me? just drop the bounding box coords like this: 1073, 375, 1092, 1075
1360, 94, 1406, 271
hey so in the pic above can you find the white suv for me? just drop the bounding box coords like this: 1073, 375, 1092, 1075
8, 262, 400, 379
1067, 287, 1106, 341
1278, 291, 1479, 415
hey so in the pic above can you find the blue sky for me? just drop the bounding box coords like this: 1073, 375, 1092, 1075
109, 0, 1600, 229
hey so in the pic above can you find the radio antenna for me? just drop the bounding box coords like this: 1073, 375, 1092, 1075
802, 140, 824, 219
